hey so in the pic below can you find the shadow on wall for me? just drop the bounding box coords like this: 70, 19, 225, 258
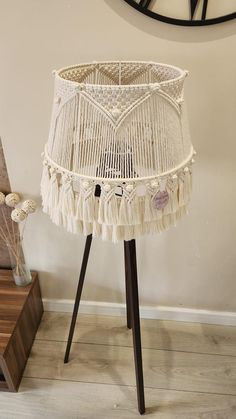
105, 0, 236, 43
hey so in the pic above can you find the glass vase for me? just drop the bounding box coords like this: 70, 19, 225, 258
6, 239, 32, 287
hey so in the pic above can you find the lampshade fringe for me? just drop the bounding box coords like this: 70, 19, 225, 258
59, 176, 75, 216
41, 157, 193, 242
40, 162, 50, 213
48, 168, 59, 212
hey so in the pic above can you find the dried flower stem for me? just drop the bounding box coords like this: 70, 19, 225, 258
1, 207, 14, 247
0, 206, 24, 275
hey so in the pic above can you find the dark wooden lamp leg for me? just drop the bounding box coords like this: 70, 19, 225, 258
124, 242, 132, 330
64, 235, 145, 414
64, 234, 92, 364
125, 239, 145, 415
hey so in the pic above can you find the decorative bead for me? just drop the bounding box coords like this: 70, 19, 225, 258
151, 180, 158, 189
126, 184, 133, 192
149, 83, 160, 91
77, 83, 85, 91
82, 181, 89, 190
172, 174, 178, 180
0, 192, 5, 205
111, 108, 121, 118
49, 167, 57, 176
54, 96, 61, 104
21, 199, 37, 214
193, 150, 197, 156
104, 183, 111, 192
5, 193, 20, 208
11, 208, 27, 223
191, 158, 195, 164
184, 167, 189, 173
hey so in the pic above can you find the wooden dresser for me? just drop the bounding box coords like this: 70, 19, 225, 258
0, 269, 43, 391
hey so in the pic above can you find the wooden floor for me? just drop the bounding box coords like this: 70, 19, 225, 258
1, 312, 236, 418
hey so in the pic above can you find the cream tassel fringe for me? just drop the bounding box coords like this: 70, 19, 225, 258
48, 168, 59, 211
40, 160, 193, 242
59, 174, 75, 216
41, 161, 50, 212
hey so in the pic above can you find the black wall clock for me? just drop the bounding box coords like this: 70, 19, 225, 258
123, 0, 236, 26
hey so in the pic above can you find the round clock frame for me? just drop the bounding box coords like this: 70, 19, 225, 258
123, 0, 236, 26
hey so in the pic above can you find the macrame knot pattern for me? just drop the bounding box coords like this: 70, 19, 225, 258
41, 61, 195, 242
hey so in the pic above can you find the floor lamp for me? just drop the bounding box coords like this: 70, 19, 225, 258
41, 61, 195, 414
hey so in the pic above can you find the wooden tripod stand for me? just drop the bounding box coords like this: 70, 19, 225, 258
64, 235, 145, 415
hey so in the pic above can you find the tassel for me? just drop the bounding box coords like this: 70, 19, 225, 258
82, 221, 93, 236
178, 168, 192, 207
144, 191, 153, 222
183, 167, 192, 205
124, 186, 139, 225
66, 215, 75, 234
112, 225, 119, 243
129, 196, 142, 224
164, 175, 178, 215
101, 223, 112, 241
93, 221, 101, 238
98, 184, 110, 224
113, 224, 124, 242
48, 167, 59, 211
73, 218, 83, 235
123, 225, 134, 241
59, 174, 75, 216
40, 161, 50, 212
98, 197, 105, 224
118, 195, 129, 225
75, 193, 83, 220
83, 194, 96, 222
170, 175, 179, 213
118, 185, 140, 225
178, 175, 185, 207
104, 195, 119, 225
133, 223, 143, 239
80, 181, 96, 222
162, 213, 171, 229
61, 212, 68, 229
51, 207, 63, 227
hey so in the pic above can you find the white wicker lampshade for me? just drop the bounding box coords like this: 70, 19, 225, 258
41, 61, 195, 242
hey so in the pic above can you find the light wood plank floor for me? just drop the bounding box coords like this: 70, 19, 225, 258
1, 312, 236, 418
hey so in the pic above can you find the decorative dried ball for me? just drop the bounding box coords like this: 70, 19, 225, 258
21, 199, 37, 214
5, 192, 20, 208
11, 208, 27, 223
0, 192, 5, 205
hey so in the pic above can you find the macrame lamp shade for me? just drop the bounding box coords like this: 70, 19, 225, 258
41, 61, 195, 242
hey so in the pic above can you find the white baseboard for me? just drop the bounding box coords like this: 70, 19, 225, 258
42, 298, 236, 326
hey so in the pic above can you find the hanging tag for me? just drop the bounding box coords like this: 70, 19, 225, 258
153, 190, 169, 210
